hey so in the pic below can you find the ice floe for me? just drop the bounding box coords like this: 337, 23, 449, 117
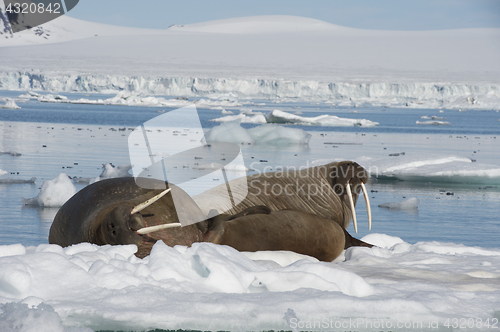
21, 173, 76, 207
266, 110, 379, 127
0, 99, 20, 109
205, 120, 311, 145
378, 197, 420, 210
416, 120, 450, 125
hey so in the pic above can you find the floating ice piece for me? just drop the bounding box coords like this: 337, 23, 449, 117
247, 124, 311, 145
221, 109, 234, 114
205, 120, 311, 145
378, 197, 419, 210
98, 163, 132, 179
0, 100, 20, 109
1, 150, 21, 156
211, 113, 267, 124
22, 173, 76, 207
205, 120, 255, 144
90, 163, 133, 183
416, 120, 450, 125
37, 94, 68, 102
0, 169, 6, 177
421, 115, 446, 120
266, 110, 379, 127
0, 177, 36, 184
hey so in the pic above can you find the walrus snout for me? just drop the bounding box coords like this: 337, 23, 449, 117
329, 161, 371, 233
99, 205, 146, 245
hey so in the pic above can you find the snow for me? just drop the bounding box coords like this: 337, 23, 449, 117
0, 13, 164, 47
378, 197, 420, 210
204, 120, 311, 145
1, 15, 499, 108
0, 237, 499, 331
21, 173, 76, 208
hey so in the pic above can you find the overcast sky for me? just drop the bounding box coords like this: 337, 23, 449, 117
65, 0, 500, 31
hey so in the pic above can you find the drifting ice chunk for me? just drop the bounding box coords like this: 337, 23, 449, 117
205, 120, 255, 144
221, 109, 234, 114
416, 120, 450, 125
211, 113, 267, 124
378, 197, 419, 210
0, 100, 21, 109
0, 177, 36, 184
266, 110, 379, 127
205, 121, 311, 145
22, 173, 76, 207
89, 163, 133, 184
247, 124, 311, 145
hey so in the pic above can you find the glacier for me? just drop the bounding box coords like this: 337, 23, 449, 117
2, 71, 500, 109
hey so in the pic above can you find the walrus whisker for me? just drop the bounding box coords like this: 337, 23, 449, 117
136, 222, 182, 234
360, 182, 372, 230
345, 181, 357, 233
131, 188, 171, 215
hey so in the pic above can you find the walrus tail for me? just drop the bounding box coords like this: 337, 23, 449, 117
343, 228, 374, 249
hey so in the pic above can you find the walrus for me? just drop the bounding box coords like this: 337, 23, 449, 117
204, 206, 372, 262
49, 161, 373, 260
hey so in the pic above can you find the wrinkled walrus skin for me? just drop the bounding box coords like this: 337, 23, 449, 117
49, 161, 371, 260
194, 160, 369, 230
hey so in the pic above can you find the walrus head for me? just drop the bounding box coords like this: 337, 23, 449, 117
328, 161, 371, 233
96, 204, 150, 245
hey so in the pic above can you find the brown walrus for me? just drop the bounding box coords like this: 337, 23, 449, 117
49, 161, 373, 260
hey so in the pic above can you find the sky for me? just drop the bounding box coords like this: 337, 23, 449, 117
65, 0, 500, 31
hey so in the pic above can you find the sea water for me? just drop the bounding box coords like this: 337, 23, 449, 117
0, 90, 499, 249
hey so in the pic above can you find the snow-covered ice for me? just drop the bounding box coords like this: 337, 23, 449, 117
0, 236, 499, 331
0, 99, 20, 109
1, 15, 499, 109
266, 109, 379, 127
21, 173, 76, 208
416, 120, 450, 126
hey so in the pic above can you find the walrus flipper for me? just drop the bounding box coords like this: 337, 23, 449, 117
343, 228, 374, 249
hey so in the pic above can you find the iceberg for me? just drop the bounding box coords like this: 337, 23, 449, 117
21, 173, 76, 207
266, 109, 379, 127
205, 121, 311, 145
0, 99, 20, 109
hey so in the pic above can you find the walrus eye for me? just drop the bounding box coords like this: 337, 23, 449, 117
131, 188, 171, 215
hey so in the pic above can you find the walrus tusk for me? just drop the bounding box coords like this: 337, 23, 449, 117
345, 181, 358, 233
136, 222, 182, 234
360, 182, 372, 230
131, 188, 171, 215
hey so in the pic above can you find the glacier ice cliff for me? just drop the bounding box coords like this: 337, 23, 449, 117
1, 71, 499, 109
